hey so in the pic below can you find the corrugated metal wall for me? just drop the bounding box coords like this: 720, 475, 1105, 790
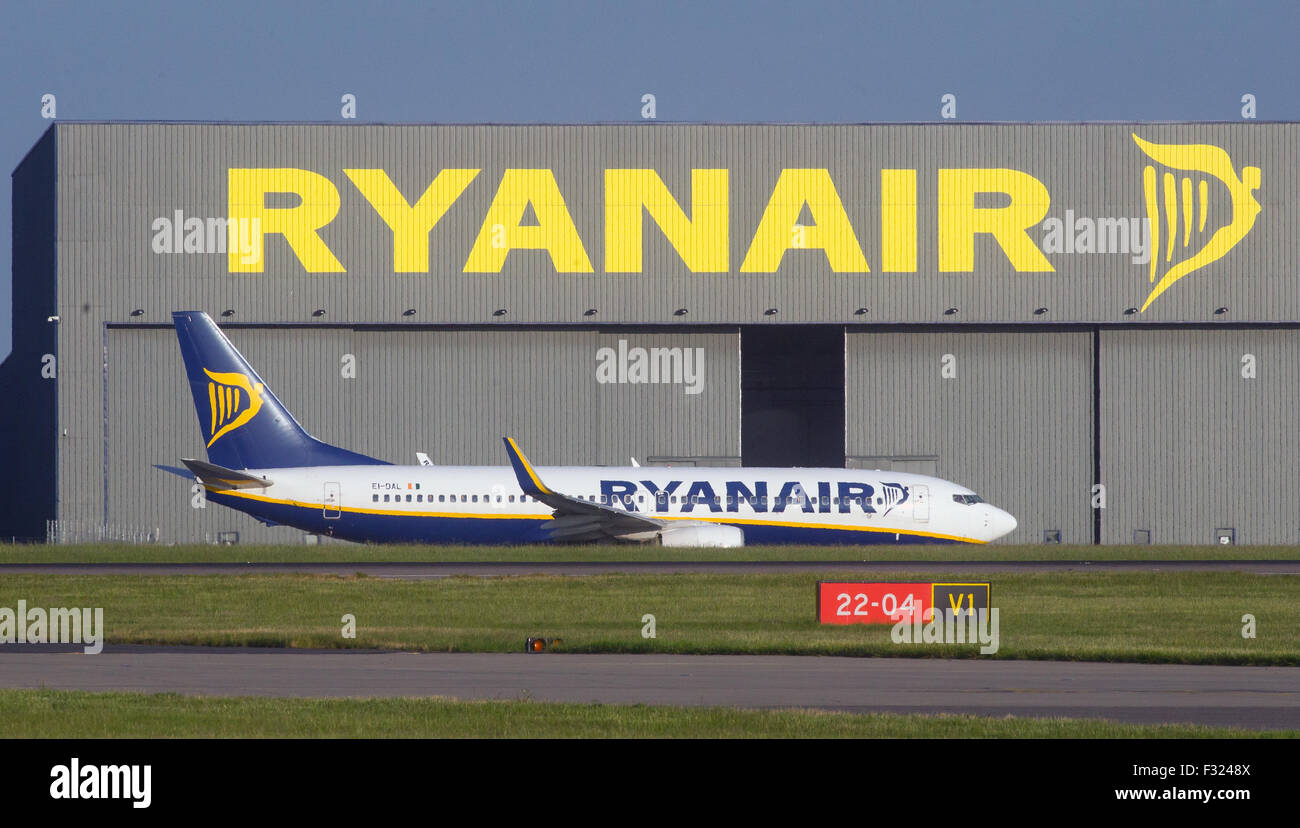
846, 330, 1094, 544
1100, 329, 1300, 545
103, 326, 738, 543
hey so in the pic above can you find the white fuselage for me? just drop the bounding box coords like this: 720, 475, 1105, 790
205, 463, 1018, 545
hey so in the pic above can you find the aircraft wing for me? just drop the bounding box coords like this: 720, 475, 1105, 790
502, 437, 667, 541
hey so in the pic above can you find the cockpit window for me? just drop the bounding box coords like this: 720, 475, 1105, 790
952, 493, 984, 505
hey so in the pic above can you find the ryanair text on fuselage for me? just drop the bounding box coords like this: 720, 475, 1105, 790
586, 478, 907, 515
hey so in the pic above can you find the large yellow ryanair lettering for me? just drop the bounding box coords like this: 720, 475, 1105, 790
228, 168, 345, 273
604, 169, 729, 272
880, 169, 917, 272
938, 169, 1054, 272
740, 169, 868, 273
463, 169, 594, 272
345, 168, 479, 272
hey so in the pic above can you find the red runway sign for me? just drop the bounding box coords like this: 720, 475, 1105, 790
816, 582, 932, 625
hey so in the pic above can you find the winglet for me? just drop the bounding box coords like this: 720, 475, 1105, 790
503, 437, 553, 497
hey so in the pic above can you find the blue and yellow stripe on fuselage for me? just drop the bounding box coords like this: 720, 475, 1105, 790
206, 488, 980, 545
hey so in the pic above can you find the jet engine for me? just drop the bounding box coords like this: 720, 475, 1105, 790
656, 523, 745, 548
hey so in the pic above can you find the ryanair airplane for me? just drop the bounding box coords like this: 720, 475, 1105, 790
168, 311, 1017, 547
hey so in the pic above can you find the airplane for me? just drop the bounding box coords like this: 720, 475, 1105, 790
164, 311, 1018, 547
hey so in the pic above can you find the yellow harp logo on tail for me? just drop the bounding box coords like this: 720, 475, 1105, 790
204, 369, 264, 447
1133, 133, 1261, 312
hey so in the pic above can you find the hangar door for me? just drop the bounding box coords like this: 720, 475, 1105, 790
845, 330, 1093, 545
1100, 329, 1300, 545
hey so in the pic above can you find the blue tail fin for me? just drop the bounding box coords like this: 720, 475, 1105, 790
172, 311, 386, 469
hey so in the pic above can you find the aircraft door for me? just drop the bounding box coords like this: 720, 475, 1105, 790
323, 482, 342, 520
913, 485, 929, 522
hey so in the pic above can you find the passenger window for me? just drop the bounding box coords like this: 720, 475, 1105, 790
372, 494, 379, 503
383, 495, 390, 502
406, 494, 412, 502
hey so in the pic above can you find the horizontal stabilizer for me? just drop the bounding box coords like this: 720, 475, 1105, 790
153, 464, 194, 480
180, 458, 274, 490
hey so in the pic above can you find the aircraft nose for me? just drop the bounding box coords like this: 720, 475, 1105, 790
981, 507, 1017, 541
992, 508, 1017, 540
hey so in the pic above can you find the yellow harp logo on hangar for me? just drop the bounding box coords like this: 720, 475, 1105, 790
203, 369, 264, 447
1134, 134, 1261, 312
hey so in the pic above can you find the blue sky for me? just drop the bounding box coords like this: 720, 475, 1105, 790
3, 0, 1297, 358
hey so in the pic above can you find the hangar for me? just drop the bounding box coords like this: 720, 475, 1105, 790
3, 122, 1296, 544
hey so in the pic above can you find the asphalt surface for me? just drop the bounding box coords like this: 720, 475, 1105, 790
1, 644, 1296, 730
4, 559, 1300, 578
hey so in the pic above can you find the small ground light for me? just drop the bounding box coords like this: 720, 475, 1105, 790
1214, 307, 1229, 315
526, 637, 562, 653
763, 308, 778, 316
583, 308, 597, 316
129, 308, 144, 317
853, 308, 869, 315
492, 308, 508, 317
1033, 307, 1048, 315
1122, 307, 1139, 316
673, 308, 689, 316
402, 308, 417, 317
312, 309, 327, 318
943, 307, 959, 316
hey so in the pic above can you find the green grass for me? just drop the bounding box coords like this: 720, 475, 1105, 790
1, 571, 1295, 664
1, 542, 1297, 563
0, 689, 1287, 738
